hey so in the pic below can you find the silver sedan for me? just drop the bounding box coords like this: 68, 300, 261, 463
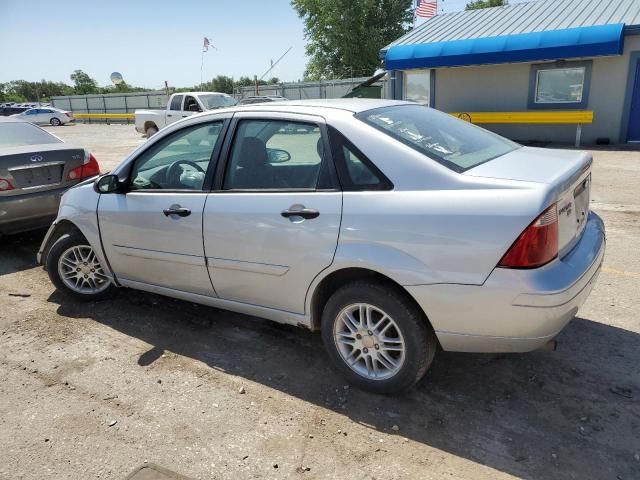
12, 107, 74, 126
37, 100, 605, 393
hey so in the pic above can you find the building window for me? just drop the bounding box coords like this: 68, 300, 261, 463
528, 61, 592, 110
403, 69, 431, 105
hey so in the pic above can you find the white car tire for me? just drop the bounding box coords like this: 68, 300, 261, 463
50, 117, 62, 126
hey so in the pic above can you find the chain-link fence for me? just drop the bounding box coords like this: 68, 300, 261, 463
237, 77, 387, 100
51, 77, 388, 123
51, 91, 168, 123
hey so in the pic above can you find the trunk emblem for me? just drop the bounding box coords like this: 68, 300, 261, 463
30, 154, 44, 162
558, 202, 573, 217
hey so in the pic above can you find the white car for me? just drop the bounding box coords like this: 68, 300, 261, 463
12, 107, 74, 126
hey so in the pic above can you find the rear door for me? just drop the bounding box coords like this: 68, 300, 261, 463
166, 95, 184, 126
98, 118, 228, 296
203, 112, 342, 314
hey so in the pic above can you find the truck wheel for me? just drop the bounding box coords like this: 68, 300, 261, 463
321, 280, 437, 394
46, 233, 115, 301
145, 125, 158, 137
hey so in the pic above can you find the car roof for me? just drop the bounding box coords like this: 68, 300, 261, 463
229, 98, 410, 114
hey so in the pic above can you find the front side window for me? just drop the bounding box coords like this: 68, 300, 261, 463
169, 95, 184, 111
224, 119, 325, 190
129, 121, 223, 191
403, 69, 431, 105
358, 105, 519, 173
184, 96, 200, 112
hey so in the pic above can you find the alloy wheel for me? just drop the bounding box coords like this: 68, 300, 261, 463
333, 303, 406, 381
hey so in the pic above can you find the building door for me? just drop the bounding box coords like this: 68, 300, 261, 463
627, 59, 640, 142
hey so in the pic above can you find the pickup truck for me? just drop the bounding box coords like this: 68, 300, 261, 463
134, 92, 236, 137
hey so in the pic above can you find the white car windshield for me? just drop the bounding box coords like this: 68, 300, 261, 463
199, 95, 237, 110
358, 105, 520, 172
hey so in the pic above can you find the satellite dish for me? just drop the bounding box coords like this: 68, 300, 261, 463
110, 72, 124, 85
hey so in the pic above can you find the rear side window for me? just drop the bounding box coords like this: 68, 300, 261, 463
0, 122, 61, 147
357, 105, 519, 173
329, 127, 392, 191
169, 95, 184, 111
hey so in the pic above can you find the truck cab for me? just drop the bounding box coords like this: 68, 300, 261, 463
134, 92, 236, 137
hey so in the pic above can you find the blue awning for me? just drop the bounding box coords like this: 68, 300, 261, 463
385, 24, 624, 70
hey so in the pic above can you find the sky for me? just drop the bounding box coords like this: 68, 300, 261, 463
0, 0, 529, 89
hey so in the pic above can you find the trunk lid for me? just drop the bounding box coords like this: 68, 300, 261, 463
0, 143, 87, 195
465, 146, 592, 257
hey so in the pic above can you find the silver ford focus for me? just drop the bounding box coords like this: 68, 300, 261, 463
38, 100, 605, 393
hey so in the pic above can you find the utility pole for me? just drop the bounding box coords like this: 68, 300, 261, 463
254, 75, 259, 96
164, 80, 170, 102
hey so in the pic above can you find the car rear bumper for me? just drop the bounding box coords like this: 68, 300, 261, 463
0, 186, 67, 234
406, 212, 605, 353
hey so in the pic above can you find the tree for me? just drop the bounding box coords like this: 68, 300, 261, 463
268, 77, 281, 84
70, 69, 99, 95
465, 0, 507, 10
292, 0, 414, 80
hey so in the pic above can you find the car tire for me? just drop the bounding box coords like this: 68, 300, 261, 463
145, 125, 158, 137
321, 281, 437, 394
50, 117, 62, 126
46, 232, 116, 301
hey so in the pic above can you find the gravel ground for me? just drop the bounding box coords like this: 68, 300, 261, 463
0, 125, 639, 480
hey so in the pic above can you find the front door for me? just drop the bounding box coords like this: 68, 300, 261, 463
98, 120, 226, 296
627, 59, 640, 142
203, 114, 342, 314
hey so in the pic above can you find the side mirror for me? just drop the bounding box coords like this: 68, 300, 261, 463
188, 104, 201, 112
267, 148, 291, 164
94, 174, 121, 194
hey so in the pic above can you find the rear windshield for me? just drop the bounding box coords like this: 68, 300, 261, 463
0, 121, 61, 147
357, 105, 519, 172
200, 94, 237, 110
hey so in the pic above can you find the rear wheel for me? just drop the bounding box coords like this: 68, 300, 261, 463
145, 124, 158, 137
321, 281, 437, 394
50, 117, 62, 126
46, 232, 115, 301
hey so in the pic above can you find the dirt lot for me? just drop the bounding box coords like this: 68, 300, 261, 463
0, 124, 639, 480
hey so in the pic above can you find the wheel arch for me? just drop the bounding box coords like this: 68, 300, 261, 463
308, 267, 436, 341
39, 219, 85, 269
144, 121, 158, 131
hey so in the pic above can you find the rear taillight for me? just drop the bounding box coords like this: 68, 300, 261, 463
0, 178, 14, 191
67, 152, 100, 181
64, 111, 73, 118
498, 204, 558, 269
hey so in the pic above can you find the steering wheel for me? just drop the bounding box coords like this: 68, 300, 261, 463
166, 159, 205, 187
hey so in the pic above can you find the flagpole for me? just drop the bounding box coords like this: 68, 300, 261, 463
200, 49, 205, 85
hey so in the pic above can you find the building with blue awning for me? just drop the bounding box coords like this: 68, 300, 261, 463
381, 0, 640, 144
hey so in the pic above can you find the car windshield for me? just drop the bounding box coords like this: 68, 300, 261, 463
358, 105, 520, 172
199, 94, 237, 110
0, 122, 61, 147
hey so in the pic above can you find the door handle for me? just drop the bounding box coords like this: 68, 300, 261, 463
182, 115, 187, 118
163, 206, 191, 217
281, 207, 320, 220
167, 114, 173, 117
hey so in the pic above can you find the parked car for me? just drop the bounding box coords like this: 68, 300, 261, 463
12, 107, 74, 126
0, 106, 30, 116
134, 92, 237, 137
0, 118, 100, 235
238, 95, 288, 105
38, 100, 604, 393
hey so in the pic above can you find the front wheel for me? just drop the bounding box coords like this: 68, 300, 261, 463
50, 117, 62, 126
46, 232, 115, 301
321, 281, 437, 394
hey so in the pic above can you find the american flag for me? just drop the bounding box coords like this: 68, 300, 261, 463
202, 37, 211, 52
415, 0, 437, 18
